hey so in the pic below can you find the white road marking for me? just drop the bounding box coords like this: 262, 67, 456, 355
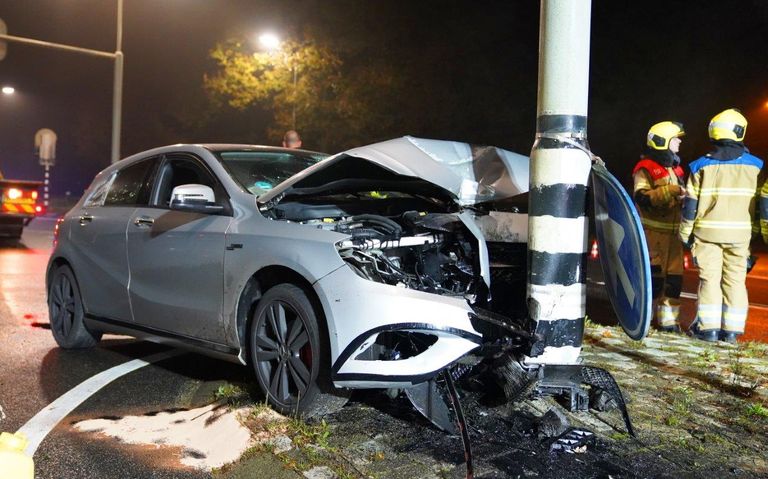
16, 350, 182, 456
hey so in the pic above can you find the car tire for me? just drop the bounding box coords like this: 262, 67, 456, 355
48, 265, 102, 348
250, 283, 349, 418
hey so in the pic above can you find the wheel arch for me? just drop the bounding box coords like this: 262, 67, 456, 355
236, 265, 330, 364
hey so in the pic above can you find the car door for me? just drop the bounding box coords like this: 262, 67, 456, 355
69, 158, 158, 322
126, 153, 233, 343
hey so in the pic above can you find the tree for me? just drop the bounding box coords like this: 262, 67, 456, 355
204, 37, 398, 152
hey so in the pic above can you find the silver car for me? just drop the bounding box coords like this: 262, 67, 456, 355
47, 137, 530, 417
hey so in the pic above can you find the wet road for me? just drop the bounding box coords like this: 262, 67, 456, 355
587, 244, 768, 343
0, 218, 251, 478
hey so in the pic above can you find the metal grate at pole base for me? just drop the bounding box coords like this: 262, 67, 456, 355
533, 364, 635, 437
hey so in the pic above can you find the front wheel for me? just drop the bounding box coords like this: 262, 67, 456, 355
249, 283, 348, 417
48, 264, 102, 348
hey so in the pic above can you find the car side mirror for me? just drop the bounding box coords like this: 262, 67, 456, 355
170, 184, 224, 213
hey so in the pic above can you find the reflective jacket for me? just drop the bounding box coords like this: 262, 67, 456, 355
679, 151, 763, 244
632, 158, 685, 234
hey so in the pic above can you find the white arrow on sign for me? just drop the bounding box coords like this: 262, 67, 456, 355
604, 217, 635, 306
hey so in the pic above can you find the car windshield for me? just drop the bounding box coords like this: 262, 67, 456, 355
216, 150, 325, 196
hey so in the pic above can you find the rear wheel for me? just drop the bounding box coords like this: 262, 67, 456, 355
48, 265, 102, 348
250, 283, 348, 417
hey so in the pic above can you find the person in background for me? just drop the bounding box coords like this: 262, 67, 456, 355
282, 130, 302, 149
632, 121, 687, 332
679, 108, 763, 343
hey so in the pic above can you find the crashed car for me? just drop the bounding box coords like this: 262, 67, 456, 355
47, 137, 535, 418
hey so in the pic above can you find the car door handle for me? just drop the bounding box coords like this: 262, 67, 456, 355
133, 216, 155, 227
79, 214, 93, 225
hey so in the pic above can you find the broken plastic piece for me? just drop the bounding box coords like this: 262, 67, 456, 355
549, 428, 594, 454
404, 377, 457, 434
537, 407, 569, 438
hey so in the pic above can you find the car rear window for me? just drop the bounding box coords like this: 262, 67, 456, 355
216, 151, 324, 196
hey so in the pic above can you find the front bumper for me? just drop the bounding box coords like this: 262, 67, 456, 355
314, 265, 483, 389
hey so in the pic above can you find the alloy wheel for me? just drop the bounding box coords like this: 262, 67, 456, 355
50, 271, 77, 339
253, 300, 314, 405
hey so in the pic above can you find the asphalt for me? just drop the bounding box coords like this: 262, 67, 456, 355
0, 219, 229, 478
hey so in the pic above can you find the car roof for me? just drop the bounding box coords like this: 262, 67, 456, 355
201, 144, 325, 156
96, 143, 326, 177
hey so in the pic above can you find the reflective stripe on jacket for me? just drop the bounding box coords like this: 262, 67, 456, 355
680, 153, 763, 244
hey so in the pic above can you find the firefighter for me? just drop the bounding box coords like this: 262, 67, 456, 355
633, 121, 686, 332
679, 108, 763, 343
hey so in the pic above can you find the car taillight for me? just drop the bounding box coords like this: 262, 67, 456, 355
35, 205, 45, 215
53, 217, 64, 246
589, 239, 599, 260
31, 191, 39, 200
683, 253, 690, 270
7, 188, 22, 200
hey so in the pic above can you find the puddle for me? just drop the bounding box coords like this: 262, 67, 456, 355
73, 403, 252, 470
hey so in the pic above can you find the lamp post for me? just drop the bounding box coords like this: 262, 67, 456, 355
111, 0, 124, 164
258, 32, 297, 130
0, 0, 124, 163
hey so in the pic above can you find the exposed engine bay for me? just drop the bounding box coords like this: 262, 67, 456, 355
322, 212, 478, 297
265, 193, 529, 329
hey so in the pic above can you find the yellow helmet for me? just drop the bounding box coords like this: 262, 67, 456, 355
647, 121, 685, 150
708, 108, 747, 141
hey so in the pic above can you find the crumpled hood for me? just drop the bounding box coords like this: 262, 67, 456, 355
257, 136, 529, 206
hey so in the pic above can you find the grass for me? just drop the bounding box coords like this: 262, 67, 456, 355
691, 348, 719, 369
743, 403, 768, 419
213, 383, 248, 406
624, 339, 647, 350
287, 418, 332, 449
664, 386, 694, 426
235, 402, 361, 479
739, 341, 768, 359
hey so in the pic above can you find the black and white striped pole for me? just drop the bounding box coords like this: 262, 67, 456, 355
526, 0, 592, 366
35, 128, 57, 210
43, 165, 49, 208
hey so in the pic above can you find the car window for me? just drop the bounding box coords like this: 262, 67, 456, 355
152, 155, 227, 208
216, 151, 324, 196
104, 159, 156, 206
83, 172, 117, 207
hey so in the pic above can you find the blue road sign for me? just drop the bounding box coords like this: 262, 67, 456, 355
591, 163, 652, 340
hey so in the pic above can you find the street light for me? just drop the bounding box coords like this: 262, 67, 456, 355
257, 31, 297, 130
1, 86, 14, 95
258, 32, 281, 51
0, 0, 124, 163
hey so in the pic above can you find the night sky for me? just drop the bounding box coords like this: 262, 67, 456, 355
1, 1, 767, 197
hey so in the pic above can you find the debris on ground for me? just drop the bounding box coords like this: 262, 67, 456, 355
549, 429, 594, 454
537, 407, 570, 438
215, 321, 768, 478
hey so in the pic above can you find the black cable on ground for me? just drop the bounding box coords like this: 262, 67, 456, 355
443, 368, 474, 479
